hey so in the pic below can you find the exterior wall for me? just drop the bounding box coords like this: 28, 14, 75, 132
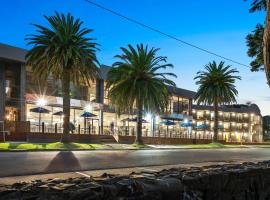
0, 65, 5, 121
192, 108, 263, 142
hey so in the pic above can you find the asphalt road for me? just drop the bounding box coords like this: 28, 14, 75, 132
0, 148, 270, 177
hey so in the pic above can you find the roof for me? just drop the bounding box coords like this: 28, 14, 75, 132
0, 43, 27, 63
99, 65, 110, 80
167, 86, 196, 99
99, 65, 196, 99
193, 104, 262, 116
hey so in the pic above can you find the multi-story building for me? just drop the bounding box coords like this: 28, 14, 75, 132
192, 104, 262, 142
0, 43, 263, 142
263, 116, 270, 141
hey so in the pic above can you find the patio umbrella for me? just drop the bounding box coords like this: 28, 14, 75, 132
218, 124, 224, 129
160, 120, 175, 136
194, 124, 209, 139
180, 121, 193, 127
53, 111, 64, 116
81, 112, 97, 133
160, 120, 175, 126
81, 112, 97, 118
121, 117, 148, 123
196, 124, 209, 129
53, 111, 64, 123
30, 107, 50, 132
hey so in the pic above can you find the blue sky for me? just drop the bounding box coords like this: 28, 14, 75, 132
1, 0, 269, 115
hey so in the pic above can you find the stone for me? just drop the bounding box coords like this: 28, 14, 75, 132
2, 161, 270, 199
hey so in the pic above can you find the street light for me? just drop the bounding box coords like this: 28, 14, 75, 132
36, 98, 47, 107
84, 104, 92, 112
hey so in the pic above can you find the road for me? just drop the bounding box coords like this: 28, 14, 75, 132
0, 148, 270, 177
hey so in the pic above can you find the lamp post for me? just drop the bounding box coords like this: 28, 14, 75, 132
36, 98, 47, 132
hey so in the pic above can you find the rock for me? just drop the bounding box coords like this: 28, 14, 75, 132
3, 162, 270, 199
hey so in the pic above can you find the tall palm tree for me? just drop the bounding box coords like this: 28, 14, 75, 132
107, 44, 176, 144
245, 0, 270, 85
26, 12, 99, 142
245, 0, 266, 12
194, 61, 241, 143
246, 24, 264, 71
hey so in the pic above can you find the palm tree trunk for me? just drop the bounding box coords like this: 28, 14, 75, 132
213, 100, 219, 143
264, 0, 270, 85
135, 103, 143, 145
61, 70, 70, 143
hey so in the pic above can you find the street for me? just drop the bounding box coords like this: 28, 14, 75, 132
0, 148, 270, 177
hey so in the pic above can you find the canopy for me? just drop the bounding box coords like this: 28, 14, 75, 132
30, 107, 50, 113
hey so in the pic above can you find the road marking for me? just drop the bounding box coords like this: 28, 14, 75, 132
75, 171, 90, 178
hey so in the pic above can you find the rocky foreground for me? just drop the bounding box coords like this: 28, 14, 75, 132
1, 161, 270, 200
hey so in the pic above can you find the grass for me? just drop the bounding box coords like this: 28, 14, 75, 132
0, 142, 268, 151
181, 143, 248, 149
0, 142, 108, 151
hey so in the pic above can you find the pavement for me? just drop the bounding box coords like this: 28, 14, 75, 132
0, 148, 270, 181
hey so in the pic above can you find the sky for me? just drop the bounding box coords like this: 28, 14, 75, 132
1, 0, 269, 115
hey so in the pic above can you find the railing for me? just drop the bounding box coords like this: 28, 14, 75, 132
30, 123, 100, 135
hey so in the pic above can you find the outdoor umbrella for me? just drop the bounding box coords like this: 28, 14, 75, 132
121, 117, 148, 123
53, 111, 64, 123
53, 111, 64, 116
30, 107, 50, 132
81, 112, 97, 133
121, 117, 148, 135
196, 124, 209, 129
160, 120, 176, 126
218, 124, 224, 129
180, 121, 193, 127
195, 124, 210, 140
160, 120, 175, 136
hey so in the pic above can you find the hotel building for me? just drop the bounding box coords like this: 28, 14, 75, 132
0, 43, 263, 142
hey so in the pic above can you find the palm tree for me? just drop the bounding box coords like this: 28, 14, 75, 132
246, 24, 264, 71
107, 44, 176, 144
26, 12, 99, 142
245, 0, 270, 85
245, 0, 266, 12
194, 61, 241, 143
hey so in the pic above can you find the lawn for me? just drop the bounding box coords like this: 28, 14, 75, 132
0, 142, 109, 151
0, 142, 151, 151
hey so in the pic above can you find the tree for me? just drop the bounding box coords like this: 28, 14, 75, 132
107, 44, 176, 144
246, 24, 264, 71
245, 0, 270, 85
26, 12, 99, 142
245, 0, 266, 12
194, 61, 241, 143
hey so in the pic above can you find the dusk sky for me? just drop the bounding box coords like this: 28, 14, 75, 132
1, 0, 269, 115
